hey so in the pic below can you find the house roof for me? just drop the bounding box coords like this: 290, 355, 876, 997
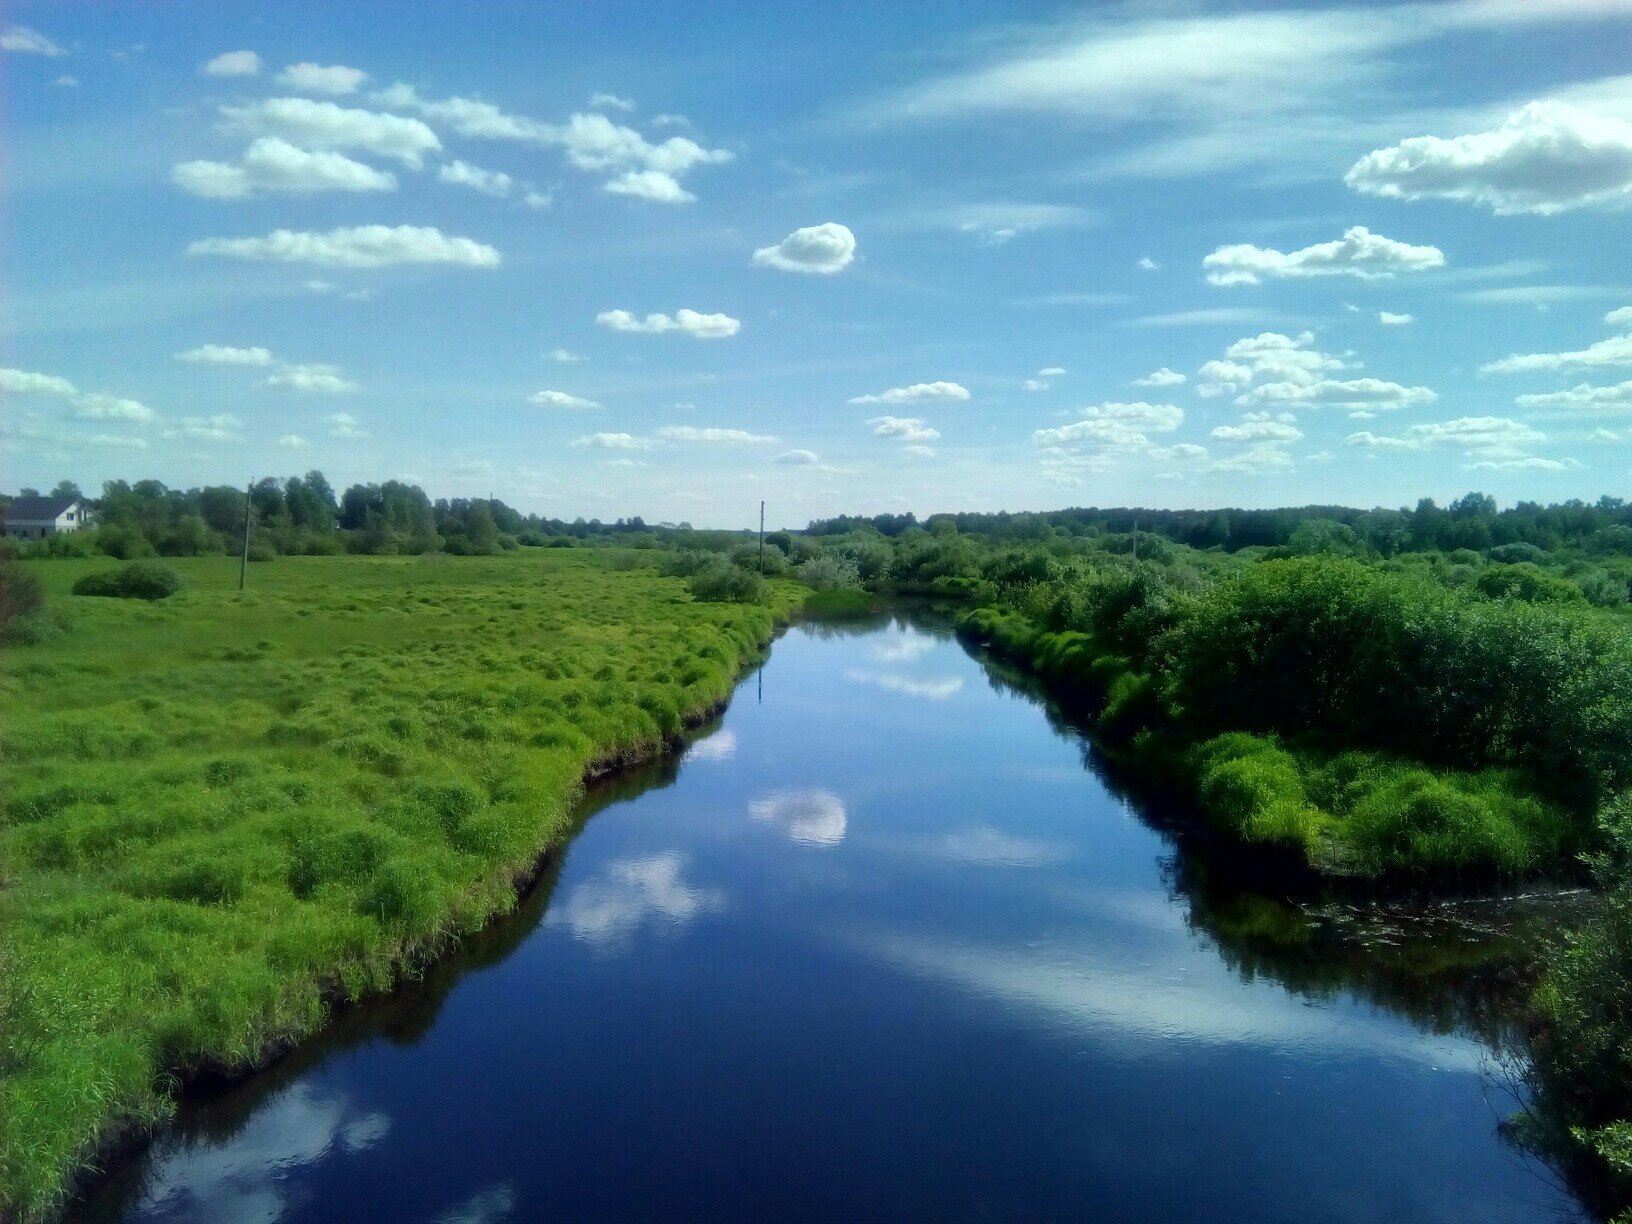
4, 495, 79, 522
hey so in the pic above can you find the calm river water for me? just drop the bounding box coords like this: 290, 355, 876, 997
70, 611, 1588, 1223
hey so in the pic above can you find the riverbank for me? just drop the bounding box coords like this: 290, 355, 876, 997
0, 551, 804, 1222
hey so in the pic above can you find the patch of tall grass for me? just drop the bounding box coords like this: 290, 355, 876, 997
0, 551, 802, 1219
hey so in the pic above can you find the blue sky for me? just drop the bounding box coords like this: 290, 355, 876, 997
4, 0, 1632, 528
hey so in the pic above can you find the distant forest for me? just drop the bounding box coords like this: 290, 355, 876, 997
0, 475, 704, 558
809, 492, 1632, 556
9, 477, 1632, 563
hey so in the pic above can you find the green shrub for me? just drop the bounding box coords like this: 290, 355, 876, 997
687, 561, 765, 603
1474, 562, 1585, 605
71, 562, 185, 601
0, 556, 46, 633
797, 554, 860, 591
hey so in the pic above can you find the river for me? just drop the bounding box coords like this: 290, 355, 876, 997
68, 610, 1588, 1223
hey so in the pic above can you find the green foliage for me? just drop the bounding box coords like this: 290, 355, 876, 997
0, 552, 803, 1217
71, 561, 185, 601
1162, 557, 1632, 810
687, 560, 766, 603
1474, 562, 1586, 604
797, 554, 860, 591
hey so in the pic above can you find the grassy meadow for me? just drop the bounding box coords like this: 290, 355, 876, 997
0, 550, 802, 1220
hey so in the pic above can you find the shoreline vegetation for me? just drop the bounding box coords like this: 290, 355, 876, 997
0, 550, 803, 1221
5, 480, 1632, 1219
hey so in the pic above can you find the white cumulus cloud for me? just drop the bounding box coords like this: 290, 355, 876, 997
848, 381, 969, 405
656, 426, 776, 444
222, 97, 440, 167
3, 26, 65, 56
1482, 333, 1632, 373
1204, 225, 1444, 286
176, 345, 273, 366
188, 225, 500, 268
1379, 311, 1414, 325
0, 367, 78, 396
173, 138, 396, 199
73, 395, 156, 423
202, 50, 260, 76
775, 449, 820, 465
595, 309, 739, 338
529, 390, 600, 410
752, 223, 857, 274
276, 62, 369, 95
572, 432, 650, 449
868, 416, 941, 442
439, 160, 513, 196
1133, 367, 1187, 387
263, 363, 356, 393
1346, 101, 1632, 215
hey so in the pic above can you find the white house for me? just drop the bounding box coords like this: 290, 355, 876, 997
3, 495, 89, 540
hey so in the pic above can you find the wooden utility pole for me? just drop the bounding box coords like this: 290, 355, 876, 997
239, 479, 253, 591
757, 500, 766, 575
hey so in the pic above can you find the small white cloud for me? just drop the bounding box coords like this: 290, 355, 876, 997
656, 426, 776, 444
276, 62, 369, 95
3, 26, 66, 56
524, 188, 554, 209
529, 389, 600, 410
1379, 311, 1413, 325
173, 138, 397, 199
589, 92, 636, 112
1137, 257, 1159, 271
326, 412, 368, 438
1606, 306, 1632, 327
263, 363, 356, 393
848, 381, 969, 405
1210, 419, 1303, 443
162, 413, 242, 441
53, 74, 77, 87
1204, 226, 1444, 286
222, 97, 440, 167
751, 222, 857, 274
1346, 102, 1632, 216
202, 50, 260, 76
1344, 416, 1545, 456
0, 367, 78, 396
74, 394, 156, 423
83, 434, 148, 450
189, 224, 499, 268
1516, 381, 1632, 410
547, 349, 582, 363
177, 344, 274, 366
774, 449, 820, 465
596, 308, 739, 338
901, 444, 937, 458
439, 160, 513, 197
1133, 367, 1187, 387
277, 434, 309, 449
867, 416, 940, 442
603, 169, 695, 203
1483, 333, 1632, 374
572, 432, 650, 449
1038, 366, 1066, 377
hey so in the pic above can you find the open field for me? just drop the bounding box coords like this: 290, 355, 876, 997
0, 551, 803, 1220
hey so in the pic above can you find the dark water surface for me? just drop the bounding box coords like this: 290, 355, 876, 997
71, 612, 1587, 1223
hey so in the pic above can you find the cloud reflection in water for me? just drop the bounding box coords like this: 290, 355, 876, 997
134, 1084, 389, 1224
547, 852, 725, 950
749, 788, 848, 846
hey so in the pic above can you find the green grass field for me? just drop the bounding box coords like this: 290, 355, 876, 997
0, 551, 803, 1220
